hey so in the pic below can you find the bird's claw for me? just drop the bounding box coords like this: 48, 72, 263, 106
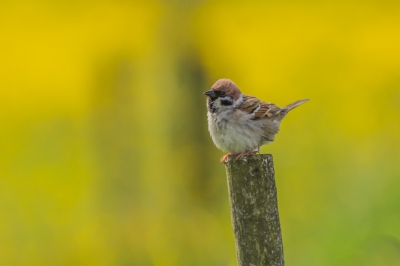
221, 150, 259, 163
220, 153, 234, 163
235, 150, 258, 160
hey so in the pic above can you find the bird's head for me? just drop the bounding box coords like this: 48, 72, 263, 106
204, 79, 243, 110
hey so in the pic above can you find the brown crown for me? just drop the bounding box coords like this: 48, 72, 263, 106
211, 79, 242, 100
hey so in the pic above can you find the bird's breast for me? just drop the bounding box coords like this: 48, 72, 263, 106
207, 109, 266, 153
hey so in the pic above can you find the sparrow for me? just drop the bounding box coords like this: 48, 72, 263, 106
204, 79, 309, 163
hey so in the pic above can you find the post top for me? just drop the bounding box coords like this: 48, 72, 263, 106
224, 154, 273, 164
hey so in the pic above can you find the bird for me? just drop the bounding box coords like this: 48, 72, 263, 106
204, 78, 309, 163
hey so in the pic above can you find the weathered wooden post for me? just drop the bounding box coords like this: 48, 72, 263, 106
224, 154, 284, 266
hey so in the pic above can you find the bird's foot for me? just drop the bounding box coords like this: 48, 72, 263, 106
220, 153, 235, 164
235, 150, 258, 161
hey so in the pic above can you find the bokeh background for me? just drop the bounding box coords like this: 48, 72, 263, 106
1, 0, 400, 265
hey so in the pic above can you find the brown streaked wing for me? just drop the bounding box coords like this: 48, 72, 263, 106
254, 102, 282, 119
238, 95, 261, 114
239, 95, 283, 119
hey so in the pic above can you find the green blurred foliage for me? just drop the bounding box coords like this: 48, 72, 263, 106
1, 0, 400, 265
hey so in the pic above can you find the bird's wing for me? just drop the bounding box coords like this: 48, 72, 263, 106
239, 95, 282, 119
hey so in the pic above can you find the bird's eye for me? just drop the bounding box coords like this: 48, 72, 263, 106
220, 92, 226, 96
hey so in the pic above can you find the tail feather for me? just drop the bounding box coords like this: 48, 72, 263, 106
283, 99, 309, 111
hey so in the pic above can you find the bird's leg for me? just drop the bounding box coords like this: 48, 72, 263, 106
220, 153, 235, 163
235, 150, 258, 161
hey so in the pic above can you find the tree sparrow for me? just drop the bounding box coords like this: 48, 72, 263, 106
204, 79, 309, 163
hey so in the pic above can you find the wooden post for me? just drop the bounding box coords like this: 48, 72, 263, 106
224, 154, 284, 266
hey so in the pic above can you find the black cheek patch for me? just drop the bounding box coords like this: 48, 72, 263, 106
221, 99, 233, 106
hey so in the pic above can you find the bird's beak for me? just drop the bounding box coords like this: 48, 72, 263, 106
204, 89, 217, 98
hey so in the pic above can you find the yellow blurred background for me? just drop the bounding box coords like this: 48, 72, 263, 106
1, 0, 400, 265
